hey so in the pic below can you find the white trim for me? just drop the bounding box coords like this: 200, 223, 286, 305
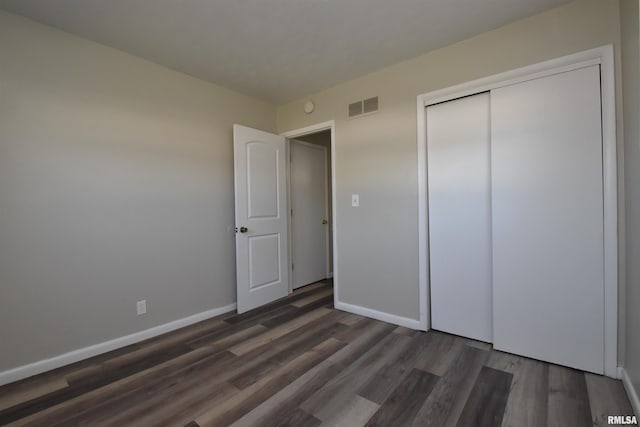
420, 56, 601, 106
281, 121, 338, 303
323, 144, 331, 279
621, 368, 640, 419
335, 301, 422, 330
599, 46, 619, 379
0, 303, 236, 386
416, 97, 429, 331
416, 45, 618, 376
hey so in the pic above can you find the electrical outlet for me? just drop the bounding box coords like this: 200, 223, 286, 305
351, 194, 360, 207
137, 300, 147, 315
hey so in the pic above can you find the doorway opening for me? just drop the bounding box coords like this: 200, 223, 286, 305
232, 122, 336, 314
287, 131, 333, 292
282, 122, 336, 299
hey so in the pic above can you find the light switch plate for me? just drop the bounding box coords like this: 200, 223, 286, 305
351, 194, 360, 207
137, 300, 147, 315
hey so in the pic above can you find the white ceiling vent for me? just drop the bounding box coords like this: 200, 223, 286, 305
348, 96, 379, 119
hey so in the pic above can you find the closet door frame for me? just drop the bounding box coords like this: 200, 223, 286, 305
416, 45, 618, 378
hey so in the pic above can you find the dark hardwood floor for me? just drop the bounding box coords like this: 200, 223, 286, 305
0, 281, 633, 426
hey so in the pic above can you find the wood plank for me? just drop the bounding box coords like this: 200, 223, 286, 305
62, 338, 255, 426
5, 348, 237, 427
63, 319, 233, 389
75, 319, 329, 426
547, 365, 592, 427
229, 307, 332, 355
464, 339, 492, 351
291, 281, 330, 295
66, 342, 192, 387
194, 338, 345, 427
0, 344, 140, 416
225, 283, 329, 325
274, 408, 321, 427
261, 295, 334, 328
412, 345, 489, 427
393, 326, 418, 337
333, 317, 377, 342
138, 317, 230, 348
8, 325, 266, 426
414, 331, 466, 376
108, 381, 239, 427
585, 373, 634, 427
455, 366, 513, 427
67, 372, 238, 427
485, 350, 548, 427
0, 378, 68, 412
229, 323, 395, 427
301, 333, 413, 421
290, 287, 334, 307
228, 321, 347, 390
1, 284, 632, 427
358, 333, 433, 404
365, 369, 439, 427
338, 313, 365, 326
320, 395, 379, 427
230, 364, 344, 427
187, 324, 268, 350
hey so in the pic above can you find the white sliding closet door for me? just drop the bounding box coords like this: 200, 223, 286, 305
427, 92, 493, 343
491, 66, 604, 374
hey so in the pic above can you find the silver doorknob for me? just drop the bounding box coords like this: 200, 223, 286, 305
239, 226, 248, 233
321, 219, 328, 225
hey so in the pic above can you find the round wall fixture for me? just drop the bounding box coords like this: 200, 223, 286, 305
303, 100, 315, 114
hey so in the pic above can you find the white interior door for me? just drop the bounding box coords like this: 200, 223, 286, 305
427, 92, 493, 343
234, 124, 289, 313
491, 66, 605, 374
290, 140, 328, 289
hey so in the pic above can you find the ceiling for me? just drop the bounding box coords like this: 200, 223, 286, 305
0, 0, 573, 103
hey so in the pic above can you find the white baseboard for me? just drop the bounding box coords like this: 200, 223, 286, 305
0, 303, 237, 386
326, 272, 334, 279
621, 367, 640, 419
334, 300, 423, 330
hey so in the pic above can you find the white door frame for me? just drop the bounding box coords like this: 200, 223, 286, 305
281, 121, 337, 299
289, 138, 330, 286
416, 45, 618, 377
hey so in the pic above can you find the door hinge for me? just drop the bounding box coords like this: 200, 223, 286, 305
291, 209, 293, 216
292, 263, 294, 271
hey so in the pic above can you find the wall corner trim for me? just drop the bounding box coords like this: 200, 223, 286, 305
334, 300, 423, 330
621, 368, 640, 418
0, 303, 237, 386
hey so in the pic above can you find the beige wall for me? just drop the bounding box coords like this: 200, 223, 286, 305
620, 0, 640, 407
0, 11, 276, 372
277, 0, 623, 322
